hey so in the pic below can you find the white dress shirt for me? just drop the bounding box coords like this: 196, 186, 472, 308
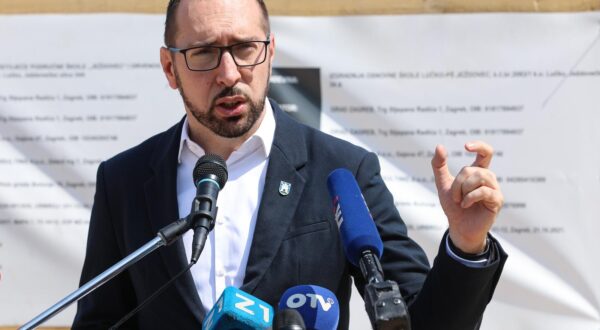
176, 99, 275, 313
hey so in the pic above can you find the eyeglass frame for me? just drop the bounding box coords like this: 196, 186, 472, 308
167, 34, 271, 72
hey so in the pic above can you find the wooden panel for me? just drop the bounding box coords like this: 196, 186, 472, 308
0, 328, 67, 330
0, 0, 597, 328
0, 0, 167, 14
268, 0, 600, 14
0, 0, 598, 14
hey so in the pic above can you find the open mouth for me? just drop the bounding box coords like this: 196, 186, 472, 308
214, 95, 246, 114
219, 101, 243, 109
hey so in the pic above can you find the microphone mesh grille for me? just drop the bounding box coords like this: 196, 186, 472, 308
193, 154, 228, 189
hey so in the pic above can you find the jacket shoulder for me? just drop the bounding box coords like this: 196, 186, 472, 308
101, 120, 182, 177
302, 123, 373, 170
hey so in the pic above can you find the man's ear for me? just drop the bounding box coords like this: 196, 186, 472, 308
160, 47, 179, 89
267, 33, 275, 76
268, 33, 275, 63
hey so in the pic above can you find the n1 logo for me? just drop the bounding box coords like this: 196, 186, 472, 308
202, 296, 224, 330
285, 293, 335, 312
234, 292, 271, 323
202, 287, 273, 330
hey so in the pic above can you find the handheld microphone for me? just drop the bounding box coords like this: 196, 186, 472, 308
202, 286, 273, 330
278, 285, 339, 330
189, 154, 228, 263
327, 168, 410, 330
326, 168, 383, 268
273, 309, 306, 330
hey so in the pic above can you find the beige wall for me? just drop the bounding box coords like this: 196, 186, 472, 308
0, 0, 599, 14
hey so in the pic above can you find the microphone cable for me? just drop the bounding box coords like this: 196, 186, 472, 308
109, 261, 195, 330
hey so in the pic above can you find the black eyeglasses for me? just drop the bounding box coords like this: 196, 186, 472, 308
168, 35, 271, 72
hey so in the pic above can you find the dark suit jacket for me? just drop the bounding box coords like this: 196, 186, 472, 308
73, 101, 507, 329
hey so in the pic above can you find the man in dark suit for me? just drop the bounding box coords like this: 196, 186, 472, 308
73, 0, 507, 329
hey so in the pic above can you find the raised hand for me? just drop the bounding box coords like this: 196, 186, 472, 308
431, 141, 503, 253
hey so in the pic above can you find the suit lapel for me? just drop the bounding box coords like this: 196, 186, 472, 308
144, 119, 205, 321
242, 101, 308, 294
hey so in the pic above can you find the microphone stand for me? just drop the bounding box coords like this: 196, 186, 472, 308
20, 215, 197, 330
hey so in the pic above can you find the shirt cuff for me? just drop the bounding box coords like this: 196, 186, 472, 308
445, 235, 490, 268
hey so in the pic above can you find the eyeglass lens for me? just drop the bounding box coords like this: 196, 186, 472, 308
185, 41, 267, 71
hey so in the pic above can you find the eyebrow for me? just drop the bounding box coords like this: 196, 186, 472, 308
185, 35, 267, 48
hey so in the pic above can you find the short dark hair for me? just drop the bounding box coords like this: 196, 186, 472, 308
164, 0, 270, 46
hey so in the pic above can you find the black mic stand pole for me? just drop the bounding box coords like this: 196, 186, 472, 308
19, 215, 196, 330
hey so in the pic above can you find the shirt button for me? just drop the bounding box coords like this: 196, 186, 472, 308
216, 269, 224, 277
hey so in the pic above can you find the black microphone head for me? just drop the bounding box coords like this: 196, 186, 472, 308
193, 154, 228, 189
274, 309, 306, 330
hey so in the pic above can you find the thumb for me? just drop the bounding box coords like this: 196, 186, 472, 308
431, 144, 453, 191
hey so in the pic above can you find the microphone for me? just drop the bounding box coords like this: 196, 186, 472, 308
327, 168, 383, 268
273, 309, 306, 330
189, 154, 228, 263
202, 286, 273, 330
327, 168, 410, 330
278, 285, 339, 330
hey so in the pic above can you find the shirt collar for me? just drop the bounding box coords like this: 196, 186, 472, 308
177, 98, 276, 164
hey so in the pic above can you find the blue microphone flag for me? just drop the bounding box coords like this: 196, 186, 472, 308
278, 285, 339, 330
203, 286, 273, 330
327, 168, 384, 266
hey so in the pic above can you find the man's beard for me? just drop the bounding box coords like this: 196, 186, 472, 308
175, 71, 267, 138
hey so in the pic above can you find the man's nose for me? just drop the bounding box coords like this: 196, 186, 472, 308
215, 51, 242, 87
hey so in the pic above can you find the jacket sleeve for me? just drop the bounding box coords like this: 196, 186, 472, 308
351, 152, 507, 330
72, 162, 138, 329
